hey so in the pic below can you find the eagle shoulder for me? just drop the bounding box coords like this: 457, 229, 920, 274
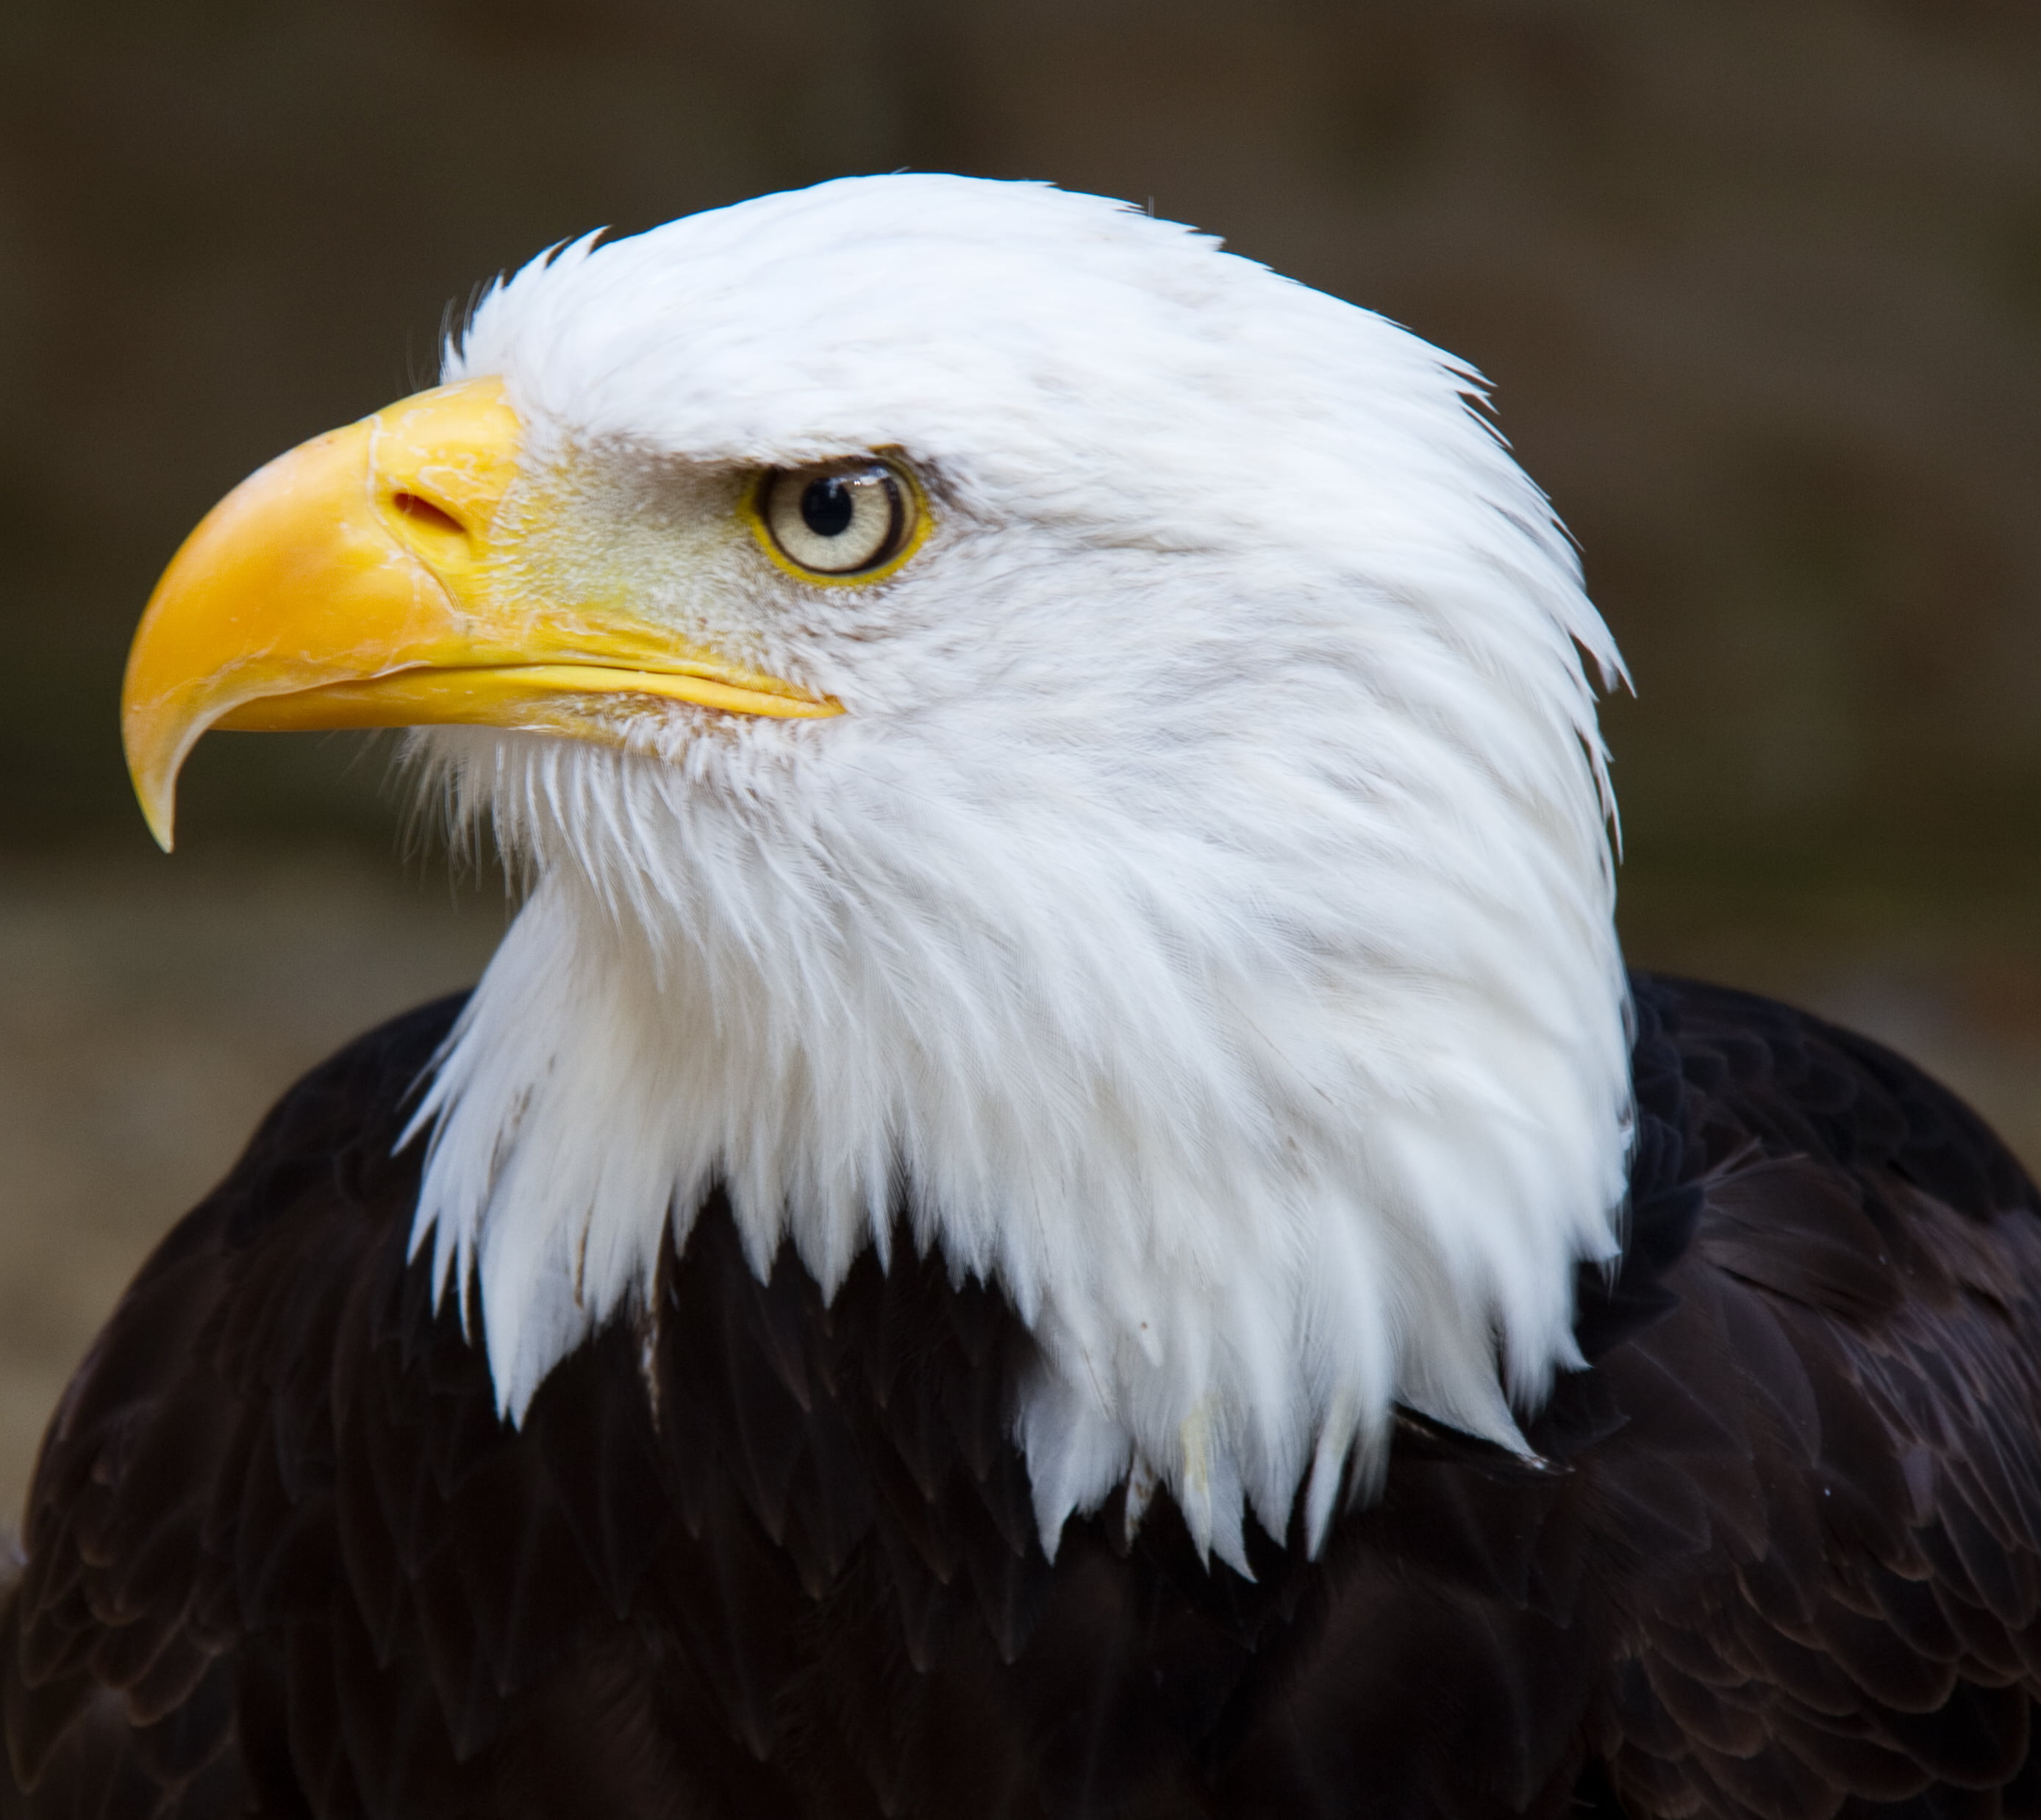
1581, 973, 2041, 1819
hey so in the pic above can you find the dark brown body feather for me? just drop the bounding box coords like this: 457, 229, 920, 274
4, 973, 2041, 1818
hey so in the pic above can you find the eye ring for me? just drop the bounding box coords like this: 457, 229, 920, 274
746, 457, 926, 584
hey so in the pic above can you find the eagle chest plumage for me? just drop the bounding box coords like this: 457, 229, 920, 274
6, 970, 2041, 1819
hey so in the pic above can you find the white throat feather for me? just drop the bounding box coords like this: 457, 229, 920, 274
401, 175, 1633, 1572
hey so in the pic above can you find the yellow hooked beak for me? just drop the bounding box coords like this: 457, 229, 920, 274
121, 378, 840, 849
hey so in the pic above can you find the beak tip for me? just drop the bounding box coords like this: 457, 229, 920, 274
124, 696, 185, 852
129, 762, 179, 853
139, 802, 176, 853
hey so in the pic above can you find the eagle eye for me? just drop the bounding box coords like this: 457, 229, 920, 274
752, 458, 921, 582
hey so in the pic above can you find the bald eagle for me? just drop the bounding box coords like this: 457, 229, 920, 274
5, 176, 2040, 1820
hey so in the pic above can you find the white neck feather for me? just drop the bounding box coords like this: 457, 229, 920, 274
407, 586, 1629, 1572
405, 175, 1635, 1570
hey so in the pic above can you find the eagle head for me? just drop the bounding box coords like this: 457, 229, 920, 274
123, 174, 1631, 1569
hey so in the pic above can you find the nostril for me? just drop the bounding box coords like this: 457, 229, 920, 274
390, 491, 466, 538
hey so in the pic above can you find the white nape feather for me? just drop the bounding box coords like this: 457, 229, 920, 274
404, 174, 1633, 1572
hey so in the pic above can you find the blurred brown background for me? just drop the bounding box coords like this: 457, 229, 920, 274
3, 0, 2040, 1522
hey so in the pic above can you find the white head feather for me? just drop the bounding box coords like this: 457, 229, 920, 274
405, 173, 1632, 1571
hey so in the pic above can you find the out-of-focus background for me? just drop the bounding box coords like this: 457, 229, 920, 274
3, 0, 2040, 1521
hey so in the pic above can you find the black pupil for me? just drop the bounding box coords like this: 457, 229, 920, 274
801, 476, 856, 538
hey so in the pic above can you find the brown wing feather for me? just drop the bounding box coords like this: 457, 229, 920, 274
1593, 978, 2041, 1820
